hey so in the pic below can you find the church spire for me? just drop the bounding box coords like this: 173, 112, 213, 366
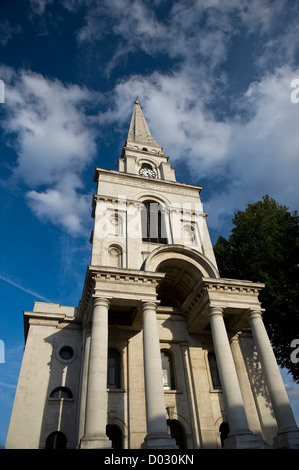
118, 98, 176, 181
126, 99, 163, 153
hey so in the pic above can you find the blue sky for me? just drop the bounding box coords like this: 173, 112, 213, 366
0, 0, 299, 447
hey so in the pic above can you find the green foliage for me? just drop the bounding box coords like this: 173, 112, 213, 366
214, 195, 299, 383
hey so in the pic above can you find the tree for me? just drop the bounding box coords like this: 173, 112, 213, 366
214, 195, 299, 383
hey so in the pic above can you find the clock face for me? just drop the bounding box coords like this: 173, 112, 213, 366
139, 164, 156, 178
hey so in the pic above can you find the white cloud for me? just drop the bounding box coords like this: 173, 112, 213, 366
5, 72, 96, 185
3, 1, 299, 237
2, 68, 98, 235
26, 0, 299, 78
28, 0, 54, 16
205, 66, 299, 228
72, 0, 295, 73
0, 20, 21, 46
105, 69, 231, 169
26, 175, 92, 235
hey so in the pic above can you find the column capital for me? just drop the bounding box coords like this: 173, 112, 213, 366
247, 309, 263, 321
140, 300, 159, 311
230, 333, 240, 343
92, 296, 111, 309
208, 307, 224, 318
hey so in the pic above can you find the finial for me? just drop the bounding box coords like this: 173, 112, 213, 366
135, 96, 139, 105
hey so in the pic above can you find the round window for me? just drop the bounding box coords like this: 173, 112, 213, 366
59, 346, 74, 360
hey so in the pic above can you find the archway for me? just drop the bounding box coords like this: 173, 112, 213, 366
106, 424, 122, 449
167, 420, 186, 449
143, 245, 219, 309
156, 258, 202, 307
219, 422, 230, 447
143, 245, 219, 279
45, 431, 67, 449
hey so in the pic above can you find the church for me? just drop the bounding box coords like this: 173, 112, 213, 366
6, 99, 299, 449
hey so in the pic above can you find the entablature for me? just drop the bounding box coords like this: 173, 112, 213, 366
77, 265, 165, 327
183, 277, 265, 334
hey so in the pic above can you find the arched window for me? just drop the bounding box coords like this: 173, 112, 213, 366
208, 352, 221, 389
109, 213, 123, 236
108, 245, 122, 268
167, 420, 186, 449
50, 387, 73, 399
107, 348, 121, 389
141, 200, 167, 244
106, 424, 122, 449
45, 431, 67, 449
219, 422, 230, 447
161, 350, 175, 390
183, 224, 196, 245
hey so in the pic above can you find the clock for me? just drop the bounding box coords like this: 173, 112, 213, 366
139, 163, 157, 178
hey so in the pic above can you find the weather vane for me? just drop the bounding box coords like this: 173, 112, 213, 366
135, 96, 139, 104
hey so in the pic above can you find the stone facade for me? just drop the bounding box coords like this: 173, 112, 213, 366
6, 100, 299, 449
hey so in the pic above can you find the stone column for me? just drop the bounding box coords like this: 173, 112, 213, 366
248, 310, 299, 449
209, 307, 263, 448
141, 301, 177, 449
80, 297, 111, 449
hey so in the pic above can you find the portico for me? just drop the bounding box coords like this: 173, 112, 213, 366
78, 266, 177, 449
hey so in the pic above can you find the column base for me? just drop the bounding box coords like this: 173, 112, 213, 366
273, 428, 299, 449
141, 432, 178, 449
223, 432, 265, 449
79, 433, 112, 449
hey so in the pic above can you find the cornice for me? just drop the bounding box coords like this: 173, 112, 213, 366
93, 167, 202, 195
184, 278, 264, 315
201, 277, 265, 294
122, 143, 166, 157
23, 309, 81, 341
77, 265, 165, 324
94, 269, 163, 286
92, 193, 206, 217
183, 277, 265, 333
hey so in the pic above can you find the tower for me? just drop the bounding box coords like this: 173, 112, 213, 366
6, 100, 299, 449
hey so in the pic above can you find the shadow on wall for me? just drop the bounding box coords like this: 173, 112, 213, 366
39, 326, 82, 449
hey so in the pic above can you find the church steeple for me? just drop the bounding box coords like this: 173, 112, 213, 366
126, 98, 163, 153
118, 99, 176, 181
